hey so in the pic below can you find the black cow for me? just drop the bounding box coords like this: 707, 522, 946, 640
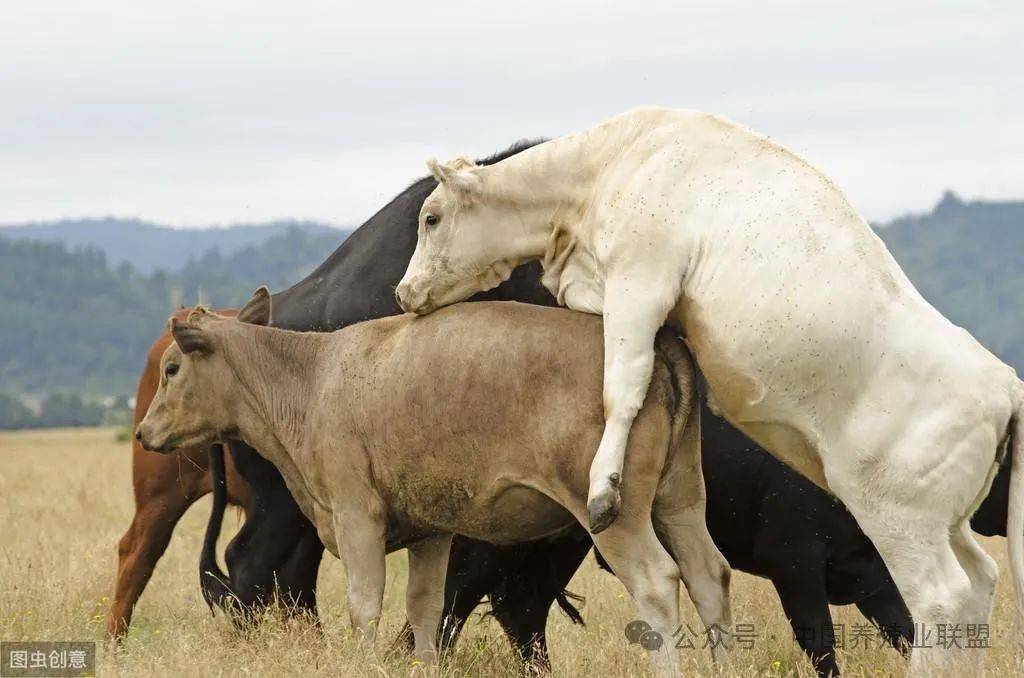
198, 140, 1010, 676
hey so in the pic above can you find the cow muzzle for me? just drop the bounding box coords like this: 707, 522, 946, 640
395, 280, 436, 315
135, 425, 170, 454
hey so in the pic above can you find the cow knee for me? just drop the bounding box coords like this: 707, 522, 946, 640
631, 559, 681, 612
117, 528, 136, 560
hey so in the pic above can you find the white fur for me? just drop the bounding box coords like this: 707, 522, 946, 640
398, 107, 1024, 672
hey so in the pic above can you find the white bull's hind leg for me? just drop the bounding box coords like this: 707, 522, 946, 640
950, 521, 999, 659
851, 509, 979, 674
588, 274, 678, 533
405, 533, 454, 664
830, 445, 997, 675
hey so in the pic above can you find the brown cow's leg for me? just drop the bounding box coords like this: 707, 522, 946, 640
107, 447, 209, 639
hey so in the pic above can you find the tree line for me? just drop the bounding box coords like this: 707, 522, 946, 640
0, 193, 1021, 429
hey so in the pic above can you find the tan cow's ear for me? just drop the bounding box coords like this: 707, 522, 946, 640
427, 157, 481, 202
171, 318, 213, 355
237, 286, 272, 326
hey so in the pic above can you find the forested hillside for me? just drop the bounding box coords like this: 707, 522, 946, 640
0, 226, 347, 397
876, 192, 1024, 372
0, 193, 1020, 428
0, 218, 342, 274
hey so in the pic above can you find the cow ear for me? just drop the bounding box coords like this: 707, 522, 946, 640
237, 286, 272, 326
427, 157, 481, 202
170, 318, 213, 355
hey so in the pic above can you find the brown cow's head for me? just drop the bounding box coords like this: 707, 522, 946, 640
135, 287, 271, 454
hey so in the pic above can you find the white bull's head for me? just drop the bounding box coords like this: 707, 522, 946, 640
395, 157, 527, 315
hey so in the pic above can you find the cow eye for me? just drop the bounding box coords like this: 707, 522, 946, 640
165, 362, 180, 378
424, 214, 439, 228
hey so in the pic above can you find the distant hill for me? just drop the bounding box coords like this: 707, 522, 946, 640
0, 218, 345, 273
876, 191, 1024, 372
0, 226, 348, 395
0, 193, 1021, 427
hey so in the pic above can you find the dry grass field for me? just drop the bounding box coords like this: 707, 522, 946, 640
1, 427, 1022, 677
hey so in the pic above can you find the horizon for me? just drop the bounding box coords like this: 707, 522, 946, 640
0, 189, 1013, 232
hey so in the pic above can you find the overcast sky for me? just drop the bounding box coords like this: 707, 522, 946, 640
1, 1, 1021, 227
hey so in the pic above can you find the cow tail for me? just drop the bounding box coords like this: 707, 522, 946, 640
554, 589, 586, 626
653, 328, 696, 458
1008, 385, 1024, 619
200, 443, 235, 613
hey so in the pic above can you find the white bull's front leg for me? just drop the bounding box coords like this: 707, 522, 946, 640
588, 272, 679, 532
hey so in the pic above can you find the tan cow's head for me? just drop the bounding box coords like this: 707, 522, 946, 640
135, 287, 271, 454
395, 157, 525, 315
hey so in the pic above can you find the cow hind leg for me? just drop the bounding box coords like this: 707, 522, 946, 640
652, 502, 733, 647
588, 516, 681, 677
652, 411, 733, 661
841, 504, 989, 674
949, 522, 998, 649
826, 421, 1001, 674
108, 485, 198, 638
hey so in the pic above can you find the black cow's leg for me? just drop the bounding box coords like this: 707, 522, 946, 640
491, 533, 592, 671
217, 442, 322, 625
224, 499, 318, 619
437, 539, 520, 656
854, 588, 913, 655
274, 526, 325, 621
773, 575, 840, 677
394, 533, 591, 672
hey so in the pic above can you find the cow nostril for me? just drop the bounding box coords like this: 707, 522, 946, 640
395, 284, 410, 312
135, 430, 142, 442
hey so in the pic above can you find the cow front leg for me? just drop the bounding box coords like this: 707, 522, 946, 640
333, 504, 387, 648
406, 534, 454, 664
588, 275, 678, 533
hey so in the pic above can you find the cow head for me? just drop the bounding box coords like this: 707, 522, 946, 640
135, 287, 272, 454
395, 157, 528, 315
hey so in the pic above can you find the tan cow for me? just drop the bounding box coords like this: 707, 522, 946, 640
135, 288, 732, 675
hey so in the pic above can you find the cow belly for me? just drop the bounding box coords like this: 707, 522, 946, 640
383, 478, 577, 545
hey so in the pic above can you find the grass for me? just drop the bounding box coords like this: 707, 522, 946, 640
1, 426, 1022, 676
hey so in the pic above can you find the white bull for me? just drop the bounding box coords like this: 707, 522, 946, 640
396, 107, 1024, 672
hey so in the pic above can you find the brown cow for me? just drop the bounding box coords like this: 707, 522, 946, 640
135, 290, 733, 676
107, 308, 252, 639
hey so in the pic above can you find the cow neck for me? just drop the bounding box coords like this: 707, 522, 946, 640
476, 129, 599, 261
221, 325, 329, 470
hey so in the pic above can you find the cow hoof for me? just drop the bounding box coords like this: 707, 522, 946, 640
588, 487, 621, 534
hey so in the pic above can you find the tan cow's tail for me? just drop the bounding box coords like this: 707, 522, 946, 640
1008, 383, 1024, 619
651, 328, 703, 520
654, 328, 696, 461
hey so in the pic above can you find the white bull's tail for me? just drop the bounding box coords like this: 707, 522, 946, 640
1009, 384, 1024, 619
